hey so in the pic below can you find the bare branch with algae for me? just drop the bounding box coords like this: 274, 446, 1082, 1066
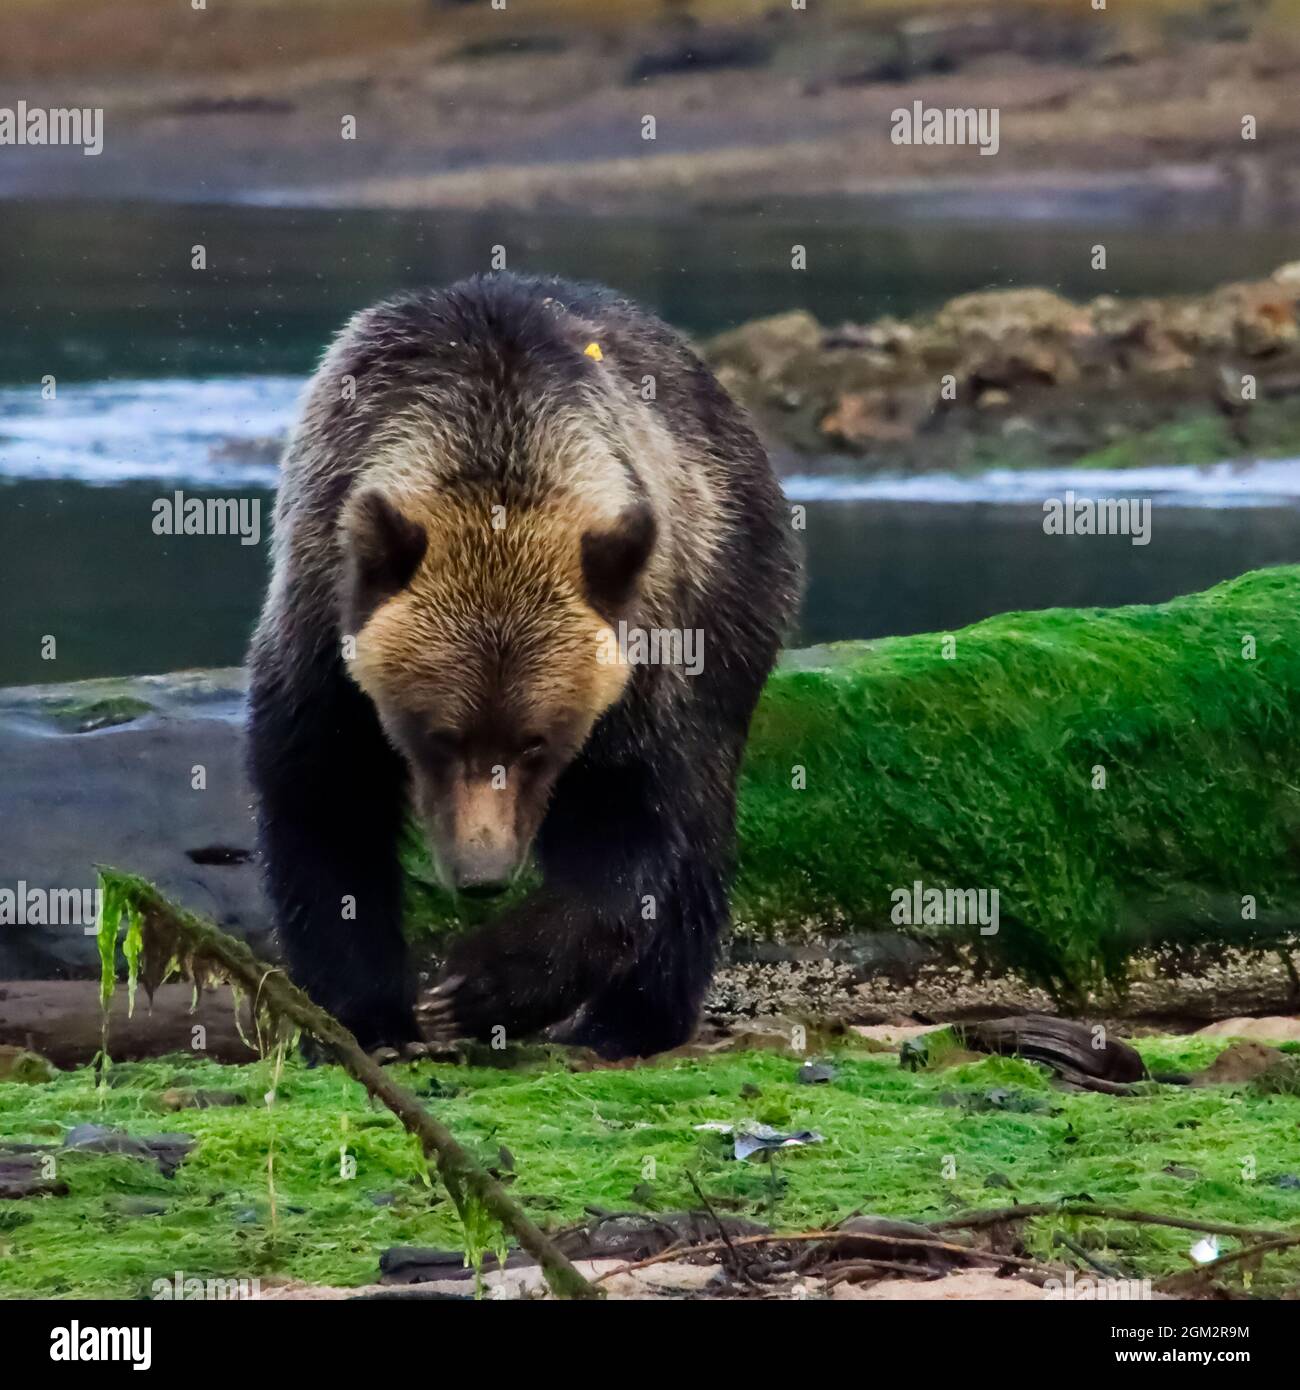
94, 865, 600, 1301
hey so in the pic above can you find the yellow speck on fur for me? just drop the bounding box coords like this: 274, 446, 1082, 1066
584, 342, 604, 361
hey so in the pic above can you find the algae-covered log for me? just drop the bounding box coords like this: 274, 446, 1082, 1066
736, 565, 1300, 993
405, 566, 1300, 997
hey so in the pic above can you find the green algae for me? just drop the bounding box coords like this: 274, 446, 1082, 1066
1072, 398, 1300, 472
43, 695, 154, 734
2, 1037, 1298, 1298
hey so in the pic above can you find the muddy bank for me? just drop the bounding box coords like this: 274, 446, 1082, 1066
7, 2, 1300, 216
705, 263, 1300, 471
5, 950, 1299, 1068
5, 938, 1299, 1068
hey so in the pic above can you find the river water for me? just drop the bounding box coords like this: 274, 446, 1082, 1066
1, 199, 1297, 684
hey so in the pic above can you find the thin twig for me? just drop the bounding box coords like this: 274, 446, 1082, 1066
594, 1227, 1062, 1285
821, 1258, 944, 1286
1054, 1231, 1125, 1280
686, 1172, 757, 1286
1160, 1233, 1300, 1289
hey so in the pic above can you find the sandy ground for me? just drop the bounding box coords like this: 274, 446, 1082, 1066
255, 1262, 1056, 1299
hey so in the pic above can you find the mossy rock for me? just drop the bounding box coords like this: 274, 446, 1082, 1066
42, 695, 154, 734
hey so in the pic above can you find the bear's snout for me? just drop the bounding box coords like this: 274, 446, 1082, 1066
438, 775, 527, 896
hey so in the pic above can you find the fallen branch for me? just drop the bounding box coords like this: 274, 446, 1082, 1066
599, 1202, 1300, 1290
593, 1227, 1063, 1285
95, 867, 599, 1301
931, 1202, 1291, 1243
1158, 1233, 1300, 1293
821, 1258, 949, 1286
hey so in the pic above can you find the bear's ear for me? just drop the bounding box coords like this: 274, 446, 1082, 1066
580, 502, 656, 619
344, 490, 428, 619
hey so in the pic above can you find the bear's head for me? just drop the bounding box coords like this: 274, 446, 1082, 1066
339, 485, 657, 896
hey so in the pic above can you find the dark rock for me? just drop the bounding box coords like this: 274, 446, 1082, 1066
63, 1124, 195, 1177
0, 668, 270, 979
626, 29, 772, 83
0, 1154, 68, 1200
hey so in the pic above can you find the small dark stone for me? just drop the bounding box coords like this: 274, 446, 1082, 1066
114, 1197, 168, 1217
63, 1124, 194, 1177
0, 1155, 68, 1200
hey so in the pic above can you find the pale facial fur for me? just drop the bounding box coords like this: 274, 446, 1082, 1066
345, 492, 636, 895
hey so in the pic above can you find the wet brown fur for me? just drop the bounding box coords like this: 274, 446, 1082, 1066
247, 273, 799, 1055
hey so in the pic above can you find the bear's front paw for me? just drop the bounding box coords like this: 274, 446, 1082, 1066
420, 955, 548, 1043
419, 971, 513, 1043
419, 973, 466, 1042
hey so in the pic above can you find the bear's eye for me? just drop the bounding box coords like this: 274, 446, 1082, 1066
426, 730, 460, 761
518, 736, 547, 766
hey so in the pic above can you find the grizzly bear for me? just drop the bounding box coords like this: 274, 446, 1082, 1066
247, 274, 799, 1057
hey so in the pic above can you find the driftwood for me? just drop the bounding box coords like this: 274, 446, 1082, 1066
0, 981, 260, 1066
953, 1014, 1148, 1090
94, 868, 599, 1300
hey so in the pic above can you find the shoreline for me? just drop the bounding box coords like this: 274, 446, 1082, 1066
8, 264, 1300, 482
6, 8, 1300, 217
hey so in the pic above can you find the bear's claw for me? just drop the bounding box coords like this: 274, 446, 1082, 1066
418, 975, 466, 1042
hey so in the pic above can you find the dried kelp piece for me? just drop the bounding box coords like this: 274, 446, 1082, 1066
820, 1216, 980, 1274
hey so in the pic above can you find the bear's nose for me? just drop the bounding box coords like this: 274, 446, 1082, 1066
450, 846, 516, 897
457, 879, 510, 900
